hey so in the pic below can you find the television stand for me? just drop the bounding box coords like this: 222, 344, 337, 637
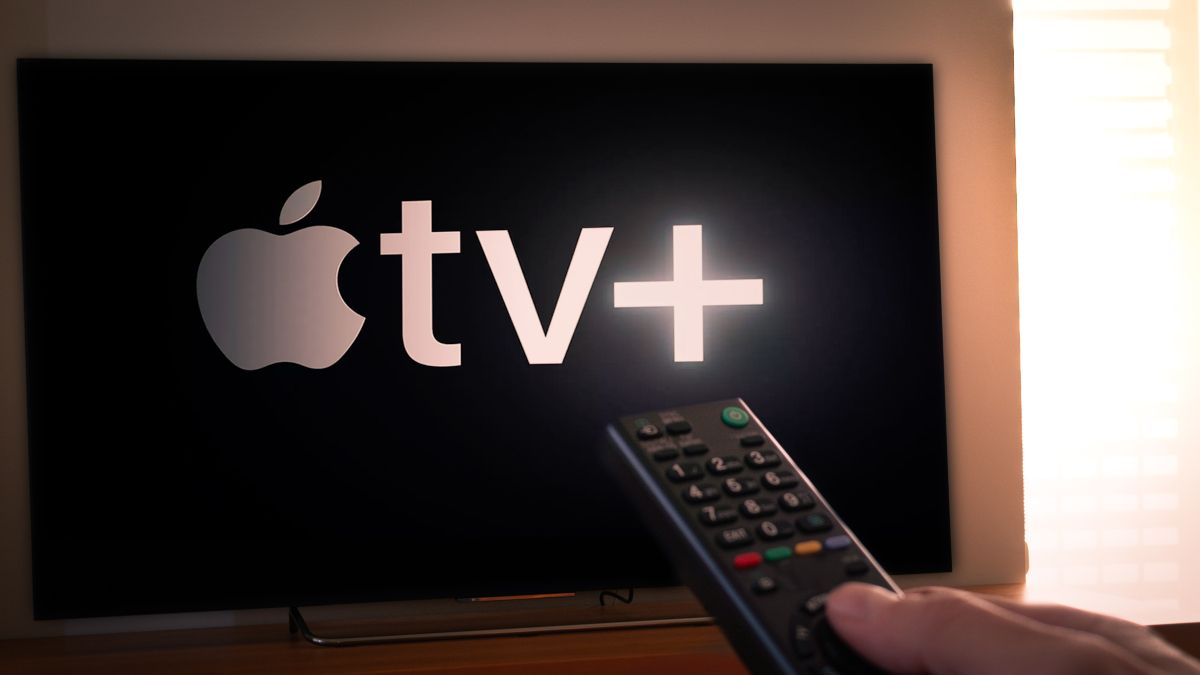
287, 588, 713, 647
13, 585, 1189, 675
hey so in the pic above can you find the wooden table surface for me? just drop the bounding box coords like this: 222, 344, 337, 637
2, 584, 1196, 674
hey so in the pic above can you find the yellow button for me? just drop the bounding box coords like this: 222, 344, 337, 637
794, 540, 822, 556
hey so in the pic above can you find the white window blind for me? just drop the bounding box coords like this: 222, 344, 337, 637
1014, 0, 1200, 623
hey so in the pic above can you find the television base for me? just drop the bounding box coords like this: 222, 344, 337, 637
287, 589, 713, 647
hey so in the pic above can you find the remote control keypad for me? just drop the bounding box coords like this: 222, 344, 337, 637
635, 411, 856, 587
625, 403, 887, 674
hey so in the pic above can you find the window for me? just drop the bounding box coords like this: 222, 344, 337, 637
1014, 0, 1199, 623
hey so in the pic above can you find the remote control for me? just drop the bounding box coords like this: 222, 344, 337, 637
603, 398, 898, 675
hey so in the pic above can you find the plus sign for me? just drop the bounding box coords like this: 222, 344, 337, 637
613, 225, 763, 362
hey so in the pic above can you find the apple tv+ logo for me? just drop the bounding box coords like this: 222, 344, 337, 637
197, 181, 765, 370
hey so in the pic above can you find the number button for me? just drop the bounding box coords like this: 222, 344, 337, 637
666, 462, 703, 483
745, 450, 780, 468
707, 455, 744, 475
779, 491, 815, 512
757, 519, 795, 541
738, 498, 778, 518
723, 477, 760, 496
716, 527, 754, 549
699, 505, 738, 526
683, 483, 720, 503
762, 470, 799, 490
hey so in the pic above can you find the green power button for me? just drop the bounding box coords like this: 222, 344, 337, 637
721, 406, 750, 428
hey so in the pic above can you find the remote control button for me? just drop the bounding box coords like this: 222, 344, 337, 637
745, 449, 781, 468
733, 552, 762, 570
652, 447, 680, 461
716, 527, 754, 549
723, 477, 760, 496
803, 592, 828, 615
765, 546, 792, 562
665, 420, 692, 435
739, 434, 765, 447
762, 470, 799, 490
757, 519, 795, 541
666, 462, 703, 483
844, 556, 869, 576
797, 513, 834, 533
699, 505, 738, 526
636, 423, 662, 440
681, 442, 709, 456
683, 483, 720, 503
707, 455, 744, 475
752, 576, 778, 594
794, 540, 823, 556
721, 406, 750, 428
792, 623, 816, 659
739, 498, 778, 518
824, 535, 852, 550
779, 491, 816, 512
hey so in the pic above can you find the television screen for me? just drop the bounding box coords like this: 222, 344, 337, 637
18, 60, 950, 619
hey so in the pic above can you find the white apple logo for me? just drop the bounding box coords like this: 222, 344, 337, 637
196, 180, 365, 370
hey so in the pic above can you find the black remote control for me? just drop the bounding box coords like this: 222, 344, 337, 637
603, 398, 898, 675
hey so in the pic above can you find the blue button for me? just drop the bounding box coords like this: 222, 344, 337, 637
824, 535, 851, 550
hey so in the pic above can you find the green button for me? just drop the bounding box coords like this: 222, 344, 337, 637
721, 406, 750, 428
765, 546, 792, 562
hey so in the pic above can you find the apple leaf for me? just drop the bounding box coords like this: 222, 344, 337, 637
279, 180, 322, 226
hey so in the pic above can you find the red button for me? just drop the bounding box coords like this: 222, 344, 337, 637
733, 552, 763, 570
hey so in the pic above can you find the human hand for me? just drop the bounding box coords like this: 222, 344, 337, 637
825, 583, 1200, 675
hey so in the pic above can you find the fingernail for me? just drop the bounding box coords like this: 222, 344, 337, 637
828, 583, 897, 622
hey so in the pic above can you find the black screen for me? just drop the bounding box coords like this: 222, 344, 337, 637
18, 60, 950, 619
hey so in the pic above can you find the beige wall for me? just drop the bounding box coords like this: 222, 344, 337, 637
0, 0, 1024, 639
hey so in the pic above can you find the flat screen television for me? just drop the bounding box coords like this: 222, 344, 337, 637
18, 60, 950, 619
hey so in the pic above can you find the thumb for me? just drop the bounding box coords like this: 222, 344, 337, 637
825, 584, 1154, 675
